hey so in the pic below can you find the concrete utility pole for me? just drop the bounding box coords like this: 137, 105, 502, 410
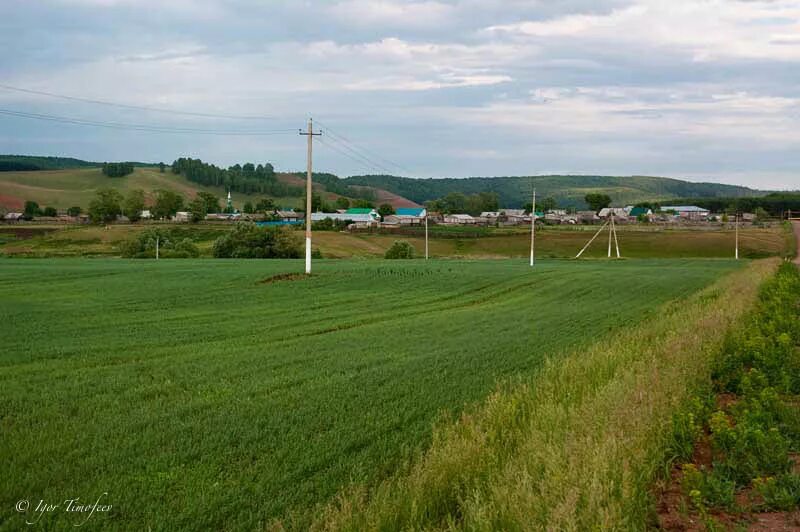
530, 187, 536, 267
425, 212, 429, 260
299, 118, 322, 274
735, 213, 739, 260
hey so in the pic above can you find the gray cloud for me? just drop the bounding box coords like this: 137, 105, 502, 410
0, 0, 798, 189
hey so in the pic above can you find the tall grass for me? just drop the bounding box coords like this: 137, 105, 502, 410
310, 259, 778, 531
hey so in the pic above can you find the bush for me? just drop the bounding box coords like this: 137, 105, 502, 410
385, 240, 415, 259
119, 229, 199, 258
212, 222, 301, 259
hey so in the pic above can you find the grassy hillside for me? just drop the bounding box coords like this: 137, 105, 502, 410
0, 258, 741, 529
0, 167, 302, 211
0, 154, 158, 172
343, 174, 765, 208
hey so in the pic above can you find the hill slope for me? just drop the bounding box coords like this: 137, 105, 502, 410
0, 167, 276, 211
342, 174, 764, 208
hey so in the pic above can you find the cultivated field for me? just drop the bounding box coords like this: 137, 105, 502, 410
0, 258, 743, 529
0, 222, 791, 259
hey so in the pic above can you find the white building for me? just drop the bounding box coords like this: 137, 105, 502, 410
660, 206, 710, 219
443, 214, 476, 225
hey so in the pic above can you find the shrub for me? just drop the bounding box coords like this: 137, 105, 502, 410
119, 229, 199, 258
754, 474, 800, 511
385, 240, 415, 259
212, 222, 301, 259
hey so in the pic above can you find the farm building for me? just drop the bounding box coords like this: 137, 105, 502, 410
577, 211, 600, 223
174, 211, 190, 222
395, 208, 427, 225
381, 215, 401, 226
443, 214, 477, 225
3, 212, 23, 222
140, 210, 152, 220
660, 205, 710, 219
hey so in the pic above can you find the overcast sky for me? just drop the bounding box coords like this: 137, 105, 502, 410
1, 0, 799, 189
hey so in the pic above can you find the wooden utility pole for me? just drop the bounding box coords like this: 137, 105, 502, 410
530, 187, 536, 267
299, 118, 322, 274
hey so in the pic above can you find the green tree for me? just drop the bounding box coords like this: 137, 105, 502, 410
255, 198, 275, 212
243, 201, 254, 214
152, 190, 184, 220
187, 197, 208, 223
335, 197, 351, 210
352, 199, 375, 209
158, 162, 166, 173
378, 203, 395, 217
88, 188, 123, 224
123, 189, 146, 222
212, 222, 301, 258
23, 200, 40, 219
385, 240, 415, 259
585, 193, 612, 212
540, 197, 558, 212
197, 192, 220, 214
67, 206, 82, 217
42, 206, 58, 217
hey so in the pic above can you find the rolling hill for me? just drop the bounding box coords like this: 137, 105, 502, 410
342, 174, 765, 208
0, 154, 771, 212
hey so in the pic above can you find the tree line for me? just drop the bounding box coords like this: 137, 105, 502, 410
172, 158, 302, 197
102, 162, 134, 177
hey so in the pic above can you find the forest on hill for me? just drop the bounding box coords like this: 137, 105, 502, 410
342, 174, 765, 208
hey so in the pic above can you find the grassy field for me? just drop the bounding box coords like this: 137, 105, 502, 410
0, 222, 790, 259
0, 167, 288, 211
0, 258, 743, 530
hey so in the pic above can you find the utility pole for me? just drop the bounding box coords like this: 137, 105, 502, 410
425, 212, 429, 260
735, 212, 739, 260
299, 118, 322, 274
156, 236, 159, 261
530, 186, 536, 267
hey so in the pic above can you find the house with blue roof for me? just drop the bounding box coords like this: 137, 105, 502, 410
393, 207, 427, 225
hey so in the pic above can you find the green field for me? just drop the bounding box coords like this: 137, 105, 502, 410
0, 223, 791, 260
0, 258, 743, 529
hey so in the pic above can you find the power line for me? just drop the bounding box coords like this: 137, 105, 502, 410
315, 119, 412, 175
0, 83, 277, 120
318, 134, 397, 175
316, 136, 380, 175
0, 108, 297, 136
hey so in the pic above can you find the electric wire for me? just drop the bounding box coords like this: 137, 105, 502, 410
0, 108, 297, 136
0, 83, 276, 120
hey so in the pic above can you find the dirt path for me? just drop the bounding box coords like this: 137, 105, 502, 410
794, 221, 800, 264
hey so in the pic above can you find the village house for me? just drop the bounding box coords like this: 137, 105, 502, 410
443, 213, 476, 225
577, 210, 600, 223
395, 207, 426, 225
174, 211, 190, 222
276, 210, 303, 222
499, 209, 529, 225
478, 211, 500, 225
311, 208, 380, 227
3, 212, 24, 222
598, 207, 629, 219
